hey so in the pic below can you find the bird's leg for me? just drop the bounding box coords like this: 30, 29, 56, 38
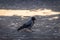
25, 28, 33, 32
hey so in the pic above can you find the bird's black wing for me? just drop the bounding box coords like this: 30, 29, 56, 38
17, 24, 27, 31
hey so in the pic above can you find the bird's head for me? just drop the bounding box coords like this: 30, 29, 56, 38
31, 17, 36, 21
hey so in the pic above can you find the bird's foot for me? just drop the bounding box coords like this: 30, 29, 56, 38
25, 29, 34, 32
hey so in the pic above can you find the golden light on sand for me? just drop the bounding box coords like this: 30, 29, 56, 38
0, 9, 60, 16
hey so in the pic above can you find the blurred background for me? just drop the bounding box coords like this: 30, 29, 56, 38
0, 0, 60, 40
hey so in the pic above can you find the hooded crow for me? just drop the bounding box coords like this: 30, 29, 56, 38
17, 17, 36, 31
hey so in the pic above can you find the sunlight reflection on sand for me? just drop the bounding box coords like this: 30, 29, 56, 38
0, 9, 60, 16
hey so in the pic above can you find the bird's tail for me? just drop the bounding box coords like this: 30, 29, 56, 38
17, 26, 24, 31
